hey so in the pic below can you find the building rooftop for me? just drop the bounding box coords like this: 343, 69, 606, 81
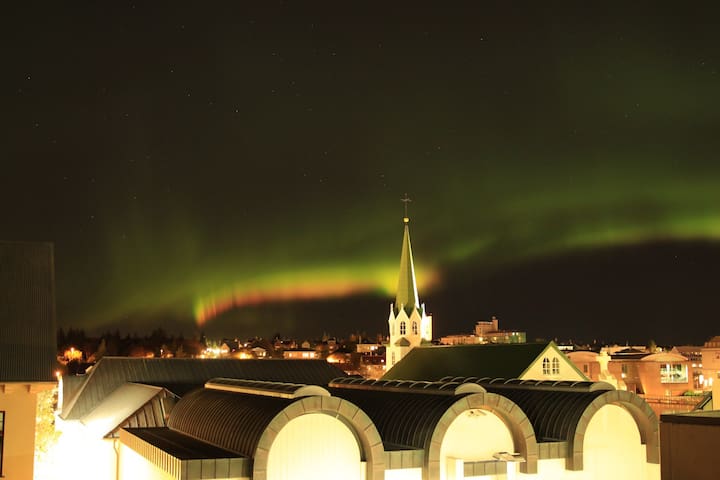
382, 342, 555, 381
661, 410, 720, 426
61, 357, 346, 420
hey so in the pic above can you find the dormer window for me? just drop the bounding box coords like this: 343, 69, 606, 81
552, 357, 560, 375
542, 357, 550, 375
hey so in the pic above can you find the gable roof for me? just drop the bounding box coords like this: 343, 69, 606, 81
80, 383, 166, 438
61, 357, 346, 420
383, 342, 563, 381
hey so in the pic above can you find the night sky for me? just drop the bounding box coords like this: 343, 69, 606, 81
4, 2, 720, 345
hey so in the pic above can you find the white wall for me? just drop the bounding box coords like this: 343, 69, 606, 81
267, 413, 362, 480
583, 404, 650, 480
385, 468, 422, 480
43, 419, 117, 480
119, 444, 175, 480
516, 404, 659, 480
440, 409, 514, 480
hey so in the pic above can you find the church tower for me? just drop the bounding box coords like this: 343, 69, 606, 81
386, 197, 432, 369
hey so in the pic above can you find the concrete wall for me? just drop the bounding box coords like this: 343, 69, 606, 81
0, 387, 39, 480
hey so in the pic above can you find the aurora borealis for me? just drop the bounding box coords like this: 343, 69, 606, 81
4, 3, 720, 344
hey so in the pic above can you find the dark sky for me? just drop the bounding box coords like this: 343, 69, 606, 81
3, 2, 720, 345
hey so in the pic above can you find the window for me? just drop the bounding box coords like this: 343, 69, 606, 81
400, 321, 406, 335
542, 357, 550, 375
660, 363, 688, 384
391, 352, 396, 366
412, 321, 418, 335
552, 357, 560, 375
583, 364, 589, 373
0, 411, 4, 477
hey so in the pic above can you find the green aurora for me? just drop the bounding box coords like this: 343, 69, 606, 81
3, 3, 720, 341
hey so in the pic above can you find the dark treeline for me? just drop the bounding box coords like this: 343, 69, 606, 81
57, 327, 206, 362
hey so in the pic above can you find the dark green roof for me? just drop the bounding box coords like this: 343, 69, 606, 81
382, 343, 553, 381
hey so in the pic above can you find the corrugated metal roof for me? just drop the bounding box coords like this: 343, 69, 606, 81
167, 388, 293, 457
124, 427, 244, 460
382, 343, 551, 381
483, 387, 607, 442
61, 357, 345, 420
439, 376, 614, 393
329, 377, 485, 396
80, 383, 165, 438
0, 242, 57, 382
205, 378, 330, 398
329, 387, 463, 450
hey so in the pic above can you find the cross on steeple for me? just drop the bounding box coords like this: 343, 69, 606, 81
401, 193, 412, 223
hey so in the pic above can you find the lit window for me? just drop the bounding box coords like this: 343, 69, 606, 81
660, 363, 688, 384
412, 321, 418, 335
400, 321, 406, 335
542, 357, 550, 375
552, 357, 560, 375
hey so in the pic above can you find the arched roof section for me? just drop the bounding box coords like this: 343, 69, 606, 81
329, 388, 539, 475
328, 387, 461, 450
566, 389, 659, 470
167, 388, 292, 457
485, 388, 608, 443
252, 395, 385, 480
425, 392, 539, 476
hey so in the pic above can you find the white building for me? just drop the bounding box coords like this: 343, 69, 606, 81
386, 214, 432, 369
118, 376, 661, 480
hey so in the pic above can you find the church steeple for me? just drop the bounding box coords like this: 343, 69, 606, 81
386, 195, 433, 370
395, 216, 420, 316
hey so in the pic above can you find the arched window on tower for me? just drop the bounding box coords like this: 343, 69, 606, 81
412, 321, 418, 335
542, 357, 550, 375
552, 357, 560, 375
400, 321, 406, 335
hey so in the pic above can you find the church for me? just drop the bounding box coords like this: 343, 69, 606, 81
385, 210, 433, 368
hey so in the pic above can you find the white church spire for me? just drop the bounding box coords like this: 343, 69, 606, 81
386, 195, 433, 370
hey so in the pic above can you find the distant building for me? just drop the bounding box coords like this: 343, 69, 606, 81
0, 241, 58, 479
440, 316, 526, 345
385, 213, 432, 369
566, 350, 622, 389
282, 349, 318, 360
701, 336, 720, 392
608, 349, 692, 397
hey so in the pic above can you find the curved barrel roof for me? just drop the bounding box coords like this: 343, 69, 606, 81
328, 386, 464, 450
168, 388, 292, 457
